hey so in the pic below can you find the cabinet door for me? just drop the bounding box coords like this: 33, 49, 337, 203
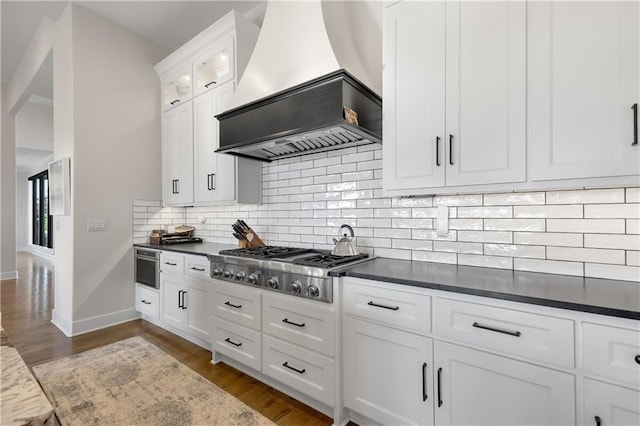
434, 341, 575, 425
162, 102, 193, 206
160, 274, 186, 330
162, 65, 192, 110
193, 82, 237, 203
444, 0, 526, 186
343, 317, 434, 426
382, 0, 446, 192
583, 379, 640, 426
194, 37, 235, 97
184, 278, 211, 342
529, 1, 640, 180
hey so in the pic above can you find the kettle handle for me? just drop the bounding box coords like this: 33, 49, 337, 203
339, 224, 355, 238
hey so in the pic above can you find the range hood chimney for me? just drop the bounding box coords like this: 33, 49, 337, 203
216, 0, 382, 162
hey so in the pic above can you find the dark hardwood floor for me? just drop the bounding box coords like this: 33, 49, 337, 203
1, 252, 334, 425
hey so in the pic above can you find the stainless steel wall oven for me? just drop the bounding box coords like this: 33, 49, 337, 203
134, 248, 160, 289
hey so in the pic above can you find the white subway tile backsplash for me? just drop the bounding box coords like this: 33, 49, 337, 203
484, 192, 545, 206
626, 187, 640, 203
375, 228, 412, 239
627, 251, 640, 266
392, 239, 434, 251
392, 218, 434, 229
434, 241, 483, 254
584, 263, 640, 281
584, 234, 640, 250
547, 246, 625, 265
412, 251, 457, 264
514, 258, 583, 277
449, 219, 483, 230
458, 254, 513, 270
514, 232, 582, 247
584, 204, 640, 219
434, 194, 483, 206
627, 220, 640, 234
313, 156, 342, 167
342, 151, 374, 164
514, 205, 583, 218
546, 188, 625, 204
484, 244, 545, 259
133, 169, 639, 283
547, 219, 625, 234
458, 206, 512, 218
485, 219, 545, 232
458, 231, 513, 244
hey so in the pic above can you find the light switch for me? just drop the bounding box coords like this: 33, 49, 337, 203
436, 205, 449, 237
87, 219, 107, 231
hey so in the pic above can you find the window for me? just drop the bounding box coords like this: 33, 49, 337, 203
28, 170, 53, 248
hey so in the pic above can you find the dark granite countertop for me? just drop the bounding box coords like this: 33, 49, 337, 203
331, 257, 640, 320
134, 242, 235, 257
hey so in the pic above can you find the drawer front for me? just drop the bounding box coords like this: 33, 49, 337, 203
184, 255, 211, 281
262, 335, 335, 406
135, 285, 159, 319
212, 317, 261, 371
583, 322, 640, 387
160, 252, 184, 275
212, 281, 261, 331
435, 297, 574, 368
263, 292, 335, 356
343, 279, 431, 334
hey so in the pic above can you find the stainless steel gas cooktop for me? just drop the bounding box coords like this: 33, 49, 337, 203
208, 246, 370, 303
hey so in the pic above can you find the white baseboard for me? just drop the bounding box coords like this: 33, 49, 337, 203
24, 246, 55, 262
51, 308, 140, 337
51, 309, 73, 337
0, 271, 18, 280
70, 308, 140, 336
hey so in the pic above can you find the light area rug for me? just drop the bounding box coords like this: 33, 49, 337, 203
32, 337, 275, 426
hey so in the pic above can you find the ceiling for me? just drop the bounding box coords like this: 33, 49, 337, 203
2, 0, 265, 172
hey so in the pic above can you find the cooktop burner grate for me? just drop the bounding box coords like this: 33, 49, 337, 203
292, 253, 369, 268
218, 246, 313, 259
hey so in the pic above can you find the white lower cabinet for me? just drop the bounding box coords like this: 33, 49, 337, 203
434, 341, 575, 426
583, 379, 640, 426
212, 317, 261, 371
159, 254, 211, 343
135, 284, 159, 320
343, 316, 434, 426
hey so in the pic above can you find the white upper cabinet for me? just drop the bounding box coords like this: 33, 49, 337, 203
383, 0, 526, 195
161, 65, 192, 110
528, 1, 640, 181
162, 102, 194, 206
155, 11, 261, 207
194, 38, 235, 97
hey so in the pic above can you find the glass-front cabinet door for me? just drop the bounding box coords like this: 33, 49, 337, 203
162, 65, 193, 110
194, 37, 235, 96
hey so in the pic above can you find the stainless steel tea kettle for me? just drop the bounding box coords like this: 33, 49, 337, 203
332, 224, 359, 256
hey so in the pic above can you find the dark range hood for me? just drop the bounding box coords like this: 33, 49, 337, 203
215, 69, 382, 162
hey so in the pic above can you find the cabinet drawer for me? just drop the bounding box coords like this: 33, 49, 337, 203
160, 252, 184, 275
212, 317, 261, 371
262, 335, 335, 406
435, 297, 574, 368
343, 279, 431, 334
262, 292, 335, 356
135, 285, 159, 319
212, 281, 261, 331
184, 255, 211, 281
583, 323, 640, 387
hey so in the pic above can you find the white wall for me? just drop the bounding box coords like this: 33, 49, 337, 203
15, 101, 53, 152
61, 4, 167, 333
16, 171, 29, 251
0, 83, 17, 280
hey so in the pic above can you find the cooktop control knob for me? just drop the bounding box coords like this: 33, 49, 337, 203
307, 285, 320, 298
290, 280, 302, 294
267, 277, 278, 289
212, 268, 222, 277
235, 272, 245, 281
223, 270, 233, 279
248, 274, 258, 285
